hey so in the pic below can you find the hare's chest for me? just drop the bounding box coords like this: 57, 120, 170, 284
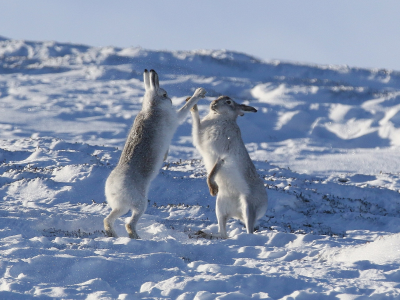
148, 108, 178, 134
202, 123, 238, 152
198, 122, 235, 173
159, 107, 178, 127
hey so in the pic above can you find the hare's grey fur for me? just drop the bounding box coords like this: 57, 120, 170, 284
190, 96, 268, 238
104, 69, 206, 238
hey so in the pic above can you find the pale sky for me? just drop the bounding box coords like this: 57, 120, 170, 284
1, 0, 400, 71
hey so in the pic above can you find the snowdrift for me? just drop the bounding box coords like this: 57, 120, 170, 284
1, 37, 400, 299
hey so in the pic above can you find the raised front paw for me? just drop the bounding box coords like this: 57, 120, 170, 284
193, 87, 206, 98
191, 104, 198, 112
185, 96, 199, 112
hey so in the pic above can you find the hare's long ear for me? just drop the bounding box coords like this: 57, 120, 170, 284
149, 69, 159, 90
238, 104, 257, 116
154, 72, 160, 90
143, 69, 150, 91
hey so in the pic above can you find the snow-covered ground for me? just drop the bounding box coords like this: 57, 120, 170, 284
1, 36, 400, 299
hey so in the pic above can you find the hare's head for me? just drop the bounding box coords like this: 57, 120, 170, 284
143, 69, 171, 105
210, 96, 257, 119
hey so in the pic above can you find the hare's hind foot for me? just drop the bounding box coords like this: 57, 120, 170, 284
126, 223, 140, 239
104, 218, 118, 238
125, 208, 145, 239
104, 207, 129, 238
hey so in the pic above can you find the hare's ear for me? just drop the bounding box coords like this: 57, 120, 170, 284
149, 69, 159, 90
238, 104, 257, 116
143, 69, 150, 91
154, 72, 160, 89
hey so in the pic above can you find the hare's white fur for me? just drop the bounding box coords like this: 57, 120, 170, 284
104, 69, 206, 238
191, 96, 268, 238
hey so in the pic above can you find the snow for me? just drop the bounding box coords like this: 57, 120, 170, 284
1, 36, 400, 299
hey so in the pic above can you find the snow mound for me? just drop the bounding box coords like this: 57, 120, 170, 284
329, 233, 400, 265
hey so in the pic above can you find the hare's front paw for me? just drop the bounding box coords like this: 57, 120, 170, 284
207, 178, 219, 196
193, 87, 206, 98
191, 104, 198, 112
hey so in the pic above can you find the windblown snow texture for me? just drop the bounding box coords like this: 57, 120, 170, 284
1, 37, 400, 299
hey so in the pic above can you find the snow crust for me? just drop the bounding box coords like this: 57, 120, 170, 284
1, 37, 400, 299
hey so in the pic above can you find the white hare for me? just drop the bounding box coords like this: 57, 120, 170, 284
104, 69, 206, 238
190, 96, 268, 238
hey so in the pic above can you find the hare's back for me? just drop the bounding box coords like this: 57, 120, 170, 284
119, 110, 176, 176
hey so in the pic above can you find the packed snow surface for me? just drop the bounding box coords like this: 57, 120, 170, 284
1, 36, 400, 299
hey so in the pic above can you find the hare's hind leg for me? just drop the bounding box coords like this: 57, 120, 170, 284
125, 198, 148, 239
125, 213, 142, 239
216, 195, 229, 239
104, 207, 129, 238
242, 197, 257, 234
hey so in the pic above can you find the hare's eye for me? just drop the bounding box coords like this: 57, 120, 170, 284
226, 100, 231, 104
163, 93, 167, 97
